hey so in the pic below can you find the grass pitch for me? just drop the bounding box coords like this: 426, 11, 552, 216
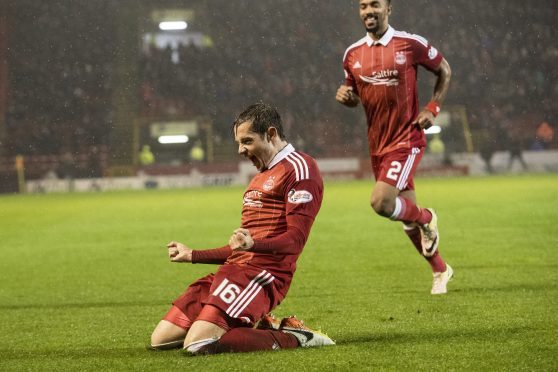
0, 174, 557, 371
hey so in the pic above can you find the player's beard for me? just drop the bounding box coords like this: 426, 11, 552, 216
363, 15, 378, 33
363, 14, 384, 34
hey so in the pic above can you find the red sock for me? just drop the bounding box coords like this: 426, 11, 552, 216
215, 328, 299, 353
404, 225, 446, 273
391, 197, 432, 225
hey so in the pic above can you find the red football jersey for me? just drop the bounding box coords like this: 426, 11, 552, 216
226, 144, 324, 279
343, 26, 443, 156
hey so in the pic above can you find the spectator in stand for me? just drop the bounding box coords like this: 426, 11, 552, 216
533, 121, 554, 150
4, 1, 557, 166
506, 134, 528, 172
139, 145, 155, 166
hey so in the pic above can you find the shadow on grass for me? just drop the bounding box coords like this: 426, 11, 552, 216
0, 300, 166, 311
335, 325, 534, 346
0, 344, 311, 362
0, 325, 536, 362
0, 346, 175, 361
450, 282, 557, 294
293, 276, 557, 298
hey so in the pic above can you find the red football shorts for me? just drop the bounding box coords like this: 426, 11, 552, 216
165, 265, 280, 331
370, 147, 424, 191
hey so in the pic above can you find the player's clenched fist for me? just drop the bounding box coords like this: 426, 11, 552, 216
335, 85, 360, 107
412, 109, 435, 130
166, 241, 193, 262
229, 228, 254, 251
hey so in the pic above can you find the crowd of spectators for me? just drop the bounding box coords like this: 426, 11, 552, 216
2, 0, 557, 177
3, 0, 116, 177
140, 0, 557, 157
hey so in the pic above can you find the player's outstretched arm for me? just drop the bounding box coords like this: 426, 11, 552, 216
167, 241, 193, 262
336, 85, 360, 107
166, 240, 232, 264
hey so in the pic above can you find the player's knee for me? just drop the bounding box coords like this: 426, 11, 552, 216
150, 340, 184, 350
150, 330, 184, 350
370, 195, 394, 217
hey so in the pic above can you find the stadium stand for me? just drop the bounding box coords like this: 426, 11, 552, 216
0, 0, 556, 187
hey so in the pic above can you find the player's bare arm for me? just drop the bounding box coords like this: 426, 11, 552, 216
167, 241, 193, 262
413, 58, 452, 129
228, 228, 254, 251
336, 85, 360, 107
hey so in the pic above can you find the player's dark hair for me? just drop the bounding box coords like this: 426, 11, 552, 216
363, 0, 391, 4
232, 103, 286, 140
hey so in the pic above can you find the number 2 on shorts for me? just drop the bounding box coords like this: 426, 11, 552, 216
386, 161, 402, 181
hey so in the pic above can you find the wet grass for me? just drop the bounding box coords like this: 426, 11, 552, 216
0, 174, 557, 371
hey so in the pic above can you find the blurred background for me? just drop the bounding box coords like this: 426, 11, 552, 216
0, 0, 556, 193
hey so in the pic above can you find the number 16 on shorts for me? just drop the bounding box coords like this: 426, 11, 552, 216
212, 278, 240, 304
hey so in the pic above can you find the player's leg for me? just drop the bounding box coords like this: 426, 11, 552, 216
150, 273, 214, 350
183, 316, 228, 354
183, 265, 286, 354
371, 148, 438, 252
369, 148, 432, 225
399, 189, 453, 294
371, 182, 433, 226
184, 266, 333, 354
372, 185, 446, 272
150, 306, 190, 349
183, 304, 302, 354
370, 180, 399, 217
217, 315, 334, 352
217, 327, 299, 352
400, 189, 445, 270
370, 148, 453, 294
185, 305, 301, 354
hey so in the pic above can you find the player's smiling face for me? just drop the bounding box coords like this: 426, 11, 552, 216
359, 0, 391, 36
235, 121, 275, 172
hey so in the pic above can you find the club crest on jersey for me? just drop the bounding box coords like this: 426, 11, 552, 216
288, 189, 313, 204
428, 46, 438, 60
395, 51, 406, 65
263, 176, 275, 191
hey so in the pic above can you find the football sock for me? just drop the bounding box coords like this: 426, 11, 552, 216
404, 225, 446, 273
215, 328, 299, 353
390, 197, 432, 225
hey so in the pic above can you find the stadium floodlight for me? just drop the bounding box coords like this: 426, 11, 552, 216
424, 125, 442, 135
159, 21, 188, 31
158, 135, 189, 144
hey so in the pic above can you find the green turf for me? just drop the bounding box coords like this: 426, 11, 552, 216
1, 174, 557, 371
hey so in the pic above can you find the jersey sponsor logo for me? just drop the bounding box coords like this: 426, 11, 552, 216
353, 60, 362, 69
288, 189, 313, 204
428, 46, 438, 60
263, 176, 275, 191
359, 69, 399, 86
244, 190, 263, 208
395, 51, 406, 65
